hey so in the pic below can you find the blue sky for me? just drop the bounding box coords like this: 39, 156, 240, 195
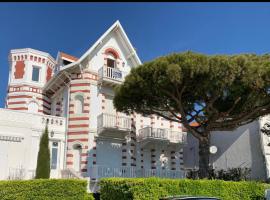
1, 3, 270, 107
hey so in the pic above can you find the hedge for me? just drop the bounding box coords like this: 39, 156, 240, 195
100, 177, 270, 200
0, 179, 94, 200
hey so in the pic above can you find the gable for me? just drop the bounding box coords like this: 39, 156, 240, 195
87, 30, 134, 75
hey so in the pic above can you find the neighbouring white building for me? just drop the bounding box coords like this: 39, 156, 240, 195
1, 21, 270, 189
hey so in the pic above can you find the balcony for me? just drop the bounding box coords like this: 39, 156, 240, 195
97, 113, 131, 139
137, 127, 187, 148
98, 66, 124, 86
89, 166, 185, 180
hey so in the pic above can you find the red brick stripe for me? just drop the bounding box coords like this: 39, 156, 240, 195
8, 95, 32, 99
67, 131, 89, 135
69, 117, 89, 121
70, 90, 90, 93
8, 101, 27, 105
9, 107, 27, 110
70, 83, 90, 87
68, 124, 89, 128
67, 138, 88, 142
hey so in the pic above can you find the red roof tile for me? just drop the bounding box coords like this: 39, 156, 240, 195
60, 52, 79, 62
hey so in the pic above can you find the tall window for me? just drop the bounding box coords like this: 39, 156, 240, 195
51, 142, 58, 169
32, 66, 40, 82
74, 95, 84, 114
106, 53, 116, 68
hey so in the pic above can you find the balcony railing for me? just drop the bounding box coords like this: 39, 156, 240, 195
98, 66, 124, 85
138, 127, 187, 144
97, 113, 131, 138
89, 166, 185, 180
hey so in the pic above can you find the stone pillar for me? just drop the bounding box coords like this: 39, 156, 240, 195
171, 151, 176, 170
122, 141, 128, 167
151, 148, 156, 170
179, 148, 184, 170
130, 116, 137, 167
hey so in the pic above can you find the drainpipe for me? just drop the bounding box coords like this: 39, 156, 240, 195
64, 84, 71, 170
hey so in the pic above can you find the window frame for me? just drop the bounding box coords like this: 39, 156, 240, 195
74, 95, 84, 114
32, 65, 41, 82
50, 141, 59, 170
107, 58, 116, 68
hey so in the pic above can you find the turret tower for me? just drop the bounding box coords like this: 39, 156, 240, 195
5, 48, 56, 114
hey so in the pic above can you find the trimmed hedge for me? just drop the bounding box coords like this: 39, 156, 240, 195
0, 179, 94, 200
100, 177, 269, 200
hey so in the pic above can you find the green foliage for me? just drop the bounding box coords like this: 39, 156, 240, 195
114, 51, 270, 177
84, 193, 95, 200
35, 124, 50, 179
209, 167, 251, 181
0, 179, 91, 200
100, 177, 269, 200
187, 167, 251, 181
114, 51, 270, 133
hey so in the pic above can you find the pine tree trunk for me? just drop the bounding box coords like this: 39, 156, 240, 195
198, 135, 210, 178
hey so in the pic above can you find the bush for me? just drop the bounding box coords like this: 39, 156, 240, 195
35, 123, 50, 179
0, 179, 91, 200
100, 177, 269, 200
207, 167, 251, 181
85, 193, 95, 200
186, 167, 251, 181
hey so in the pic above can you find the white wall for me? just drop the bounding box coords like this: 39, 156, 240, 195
0, 109, 66, 180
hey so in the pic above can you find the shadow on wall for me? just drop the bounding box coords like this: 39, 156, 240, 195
183, 133, 199, 169
210, 120, 266, 180
183, 120, 266, 180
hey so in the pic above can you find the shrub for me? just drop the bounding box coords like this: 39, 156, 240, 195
35, 123, 50, 179
0, 179, 90, 200
186, 167, 251, 181
208, 167, 251, 181
85, 193, 95, 200
100, 177, 269, 200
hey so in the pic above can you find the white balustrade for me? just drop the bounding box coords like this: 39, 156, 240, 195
89, 166, 185, 179
98, 66, 124, 83
138, 127, 187, 144
97, 113, 131, 133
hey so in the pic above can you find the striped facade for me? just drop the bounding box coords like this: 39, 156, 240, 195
66, 72, 93, 174
3, 21, 187, 182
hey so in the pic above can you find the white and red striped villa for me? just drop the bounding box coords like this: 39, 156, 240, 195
1, 21, 270, 188
0, 21, 187, 187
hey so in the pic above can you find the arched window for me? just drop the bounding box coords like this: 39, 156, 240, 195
74, 95, 84, 114
28, 101, 38, 113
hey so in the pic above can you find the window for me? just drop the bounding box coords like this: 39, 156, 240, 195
28, 101, 38, 113
51, 142, 58, 169
74, 95, 84, 114
32, 66, 40, 82
63, 59, 72, 66
107, 58, 115, 68
106, 52, 116, 68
